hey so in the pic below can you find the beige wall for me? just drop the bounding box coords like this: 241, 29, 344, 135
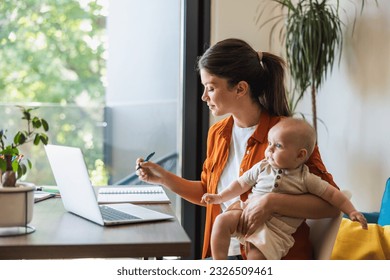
211, 0, 390, 212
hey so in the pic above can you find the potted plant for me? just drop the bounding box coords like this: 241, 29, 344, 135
256, 0, 376, 132
0, 106, 49, 231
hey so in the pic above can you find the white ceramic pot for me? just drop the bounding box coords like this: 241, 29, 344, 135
0, 183, 35, 227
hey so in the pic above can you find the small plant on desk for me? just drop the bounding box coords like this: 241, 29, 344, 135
0, 106, 49, 187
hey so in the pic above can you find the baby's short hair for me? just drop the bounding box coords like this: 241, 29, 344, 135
277, 117, 317, 158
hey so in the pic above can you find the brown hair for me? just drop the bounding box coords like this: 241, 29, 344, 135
197, 38, 291, 117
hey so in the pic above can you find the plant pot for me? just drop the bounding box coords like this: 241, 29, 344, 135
0, 182, 36, 236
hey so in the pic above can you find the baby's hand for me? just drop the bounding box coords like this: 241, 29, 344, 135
201, 193, 222, 204
349, 211, 368, 230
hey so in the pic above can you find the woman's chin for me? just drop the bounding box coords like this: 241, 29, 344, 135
209, 108, 218, 115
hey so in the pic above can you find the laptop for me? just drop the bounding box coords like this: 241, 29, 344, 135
44, 144, 173, 226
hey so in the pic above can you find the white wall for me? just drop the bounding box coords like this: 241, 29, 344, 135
211, 0, 390, 212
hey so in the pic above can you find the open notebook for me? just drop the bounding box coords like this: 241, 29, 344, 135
98, 185, 170, 204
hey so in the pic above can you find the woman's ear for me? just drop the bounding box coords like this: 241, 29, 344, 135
236, 81, 249, 97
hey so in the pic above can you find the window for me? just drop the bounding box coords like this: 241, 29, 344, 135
0, 0, 182, 217
0, 0, 108, 184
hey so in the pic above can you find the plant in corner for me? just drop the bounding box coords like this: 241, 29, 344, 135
0, 106, 49, 187
256, 0, 376, 132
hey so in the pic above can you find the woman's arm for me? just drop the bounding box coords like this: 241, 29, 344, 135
238, 192, 341, 236
137, 160, 205, 205
237, 144, 340, 236
271, 193, 341, 218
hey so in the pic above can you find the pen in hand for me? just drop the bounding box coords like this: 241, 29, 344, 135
137, 152, 155, 170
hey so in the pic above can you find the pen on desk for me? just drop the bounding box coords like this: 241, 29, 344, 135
137, 152, 155, 170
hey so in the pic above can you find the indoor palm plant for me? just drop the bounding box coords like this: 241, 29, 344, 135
0, 106, 49, 231
257, 0, 376, 132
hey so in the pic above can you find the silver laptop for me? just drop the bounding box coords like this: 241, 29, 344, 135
44, 144, 173, 226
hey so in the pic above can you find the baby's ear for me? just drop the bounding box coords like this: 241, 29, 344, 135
297, 149, 308, 162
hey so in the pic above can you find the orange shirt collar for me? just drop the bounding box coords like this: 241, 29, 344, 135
219, 110, 271, 144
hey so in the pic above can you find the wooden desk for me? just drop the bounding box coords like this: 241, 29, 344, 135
0, 198, 191, 259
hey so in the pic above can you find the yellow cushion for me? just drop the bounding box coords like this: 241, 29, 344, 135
331, 218, 390, 260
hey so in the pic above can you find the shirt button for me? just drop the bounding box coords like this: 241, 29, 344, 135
274, 183, 279, 188
276, 175, 281, 180
278, 170, 283, 174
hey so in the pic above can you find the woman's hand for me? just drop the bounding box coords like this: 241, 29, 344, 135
237, 194, 274, 237
136, 158, 206, 205
135, 159, 166, 185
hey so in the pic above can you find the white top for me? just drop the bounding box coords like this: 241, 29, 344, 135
217, 123, 257, 256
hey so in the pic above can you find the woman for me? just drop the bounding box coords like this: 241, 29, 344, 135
136, 38, 339, 259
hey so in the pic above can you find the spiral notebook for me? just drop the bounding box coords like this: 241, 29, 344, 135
97, 185, 171, 204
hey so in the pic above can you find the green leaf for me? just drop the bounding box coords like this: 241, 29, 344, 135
14, 131, 27, 145
33, 134, 41, 145
27, 159, 32, 169
0, 158, 6, 171
41, 119, 49, 131
11, 160, 19, 172
17, 163, 27, 179
22, 110, 31, 121
32, 117, 42, 129
40, 134, 49, 145
2, 146, 19, 155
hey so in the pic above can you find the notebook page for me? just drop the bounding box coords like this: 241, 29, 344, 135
97, 185, 170, 204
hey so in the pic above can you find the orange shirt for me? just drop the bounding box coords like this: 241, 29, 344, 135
200, 111, 338, 259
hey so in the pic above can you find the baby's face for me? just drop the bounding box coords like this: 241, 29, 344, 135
265, 125, 303, 170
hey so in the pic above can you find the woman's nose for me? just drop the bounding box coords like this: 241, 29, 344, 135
201, 89, 208, 101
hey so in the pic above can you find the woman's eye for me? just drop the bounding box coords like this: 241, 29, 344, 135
276, 144, 282, 148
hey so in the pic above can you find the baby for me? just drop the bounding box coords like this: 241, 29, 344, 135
201, 117, 367, 260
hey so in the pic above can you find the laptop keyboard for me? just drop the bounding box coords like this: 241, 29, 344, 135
99, 205, 140, 221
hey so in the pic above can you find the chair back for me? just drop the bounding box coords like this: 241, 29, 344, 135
306, 190, 352, 260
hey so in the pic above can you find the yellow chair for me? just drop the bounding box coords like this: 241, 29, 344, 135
331, 179, 390, 260
331, 219, 390, 259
